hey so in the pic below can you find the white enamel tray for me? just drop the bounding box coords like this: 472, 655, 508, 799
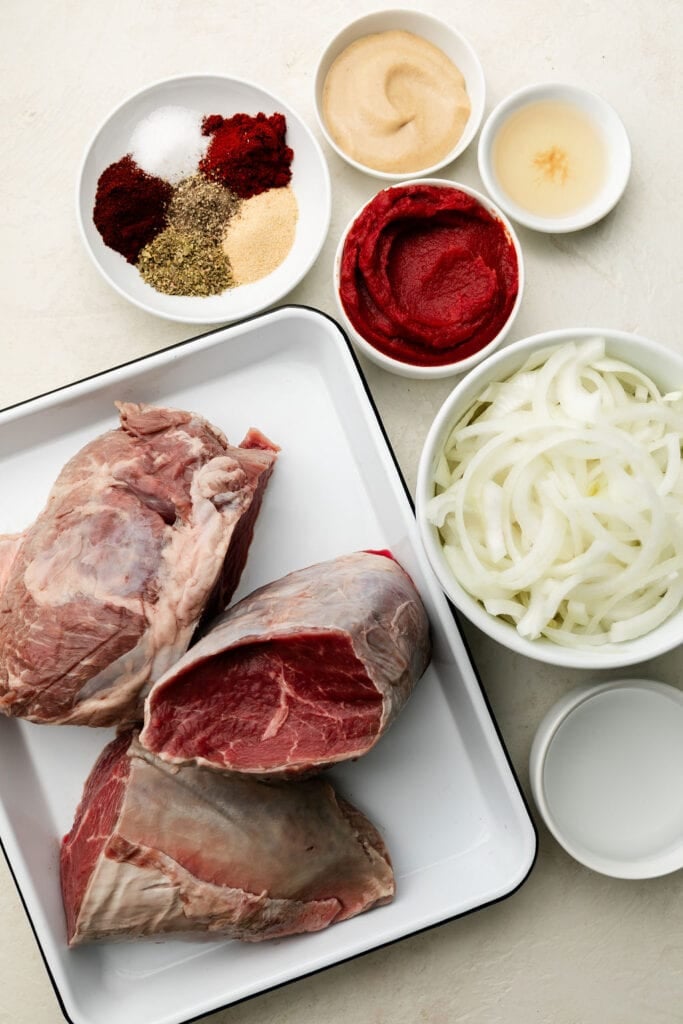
0, 306, 536, 1024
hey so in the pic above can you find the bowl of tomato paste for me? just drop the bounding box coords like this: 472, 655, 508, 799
334, 179, 524, 378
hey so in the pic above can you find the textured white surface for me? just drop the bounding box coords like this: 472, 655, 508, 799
1, 1, 682, 1023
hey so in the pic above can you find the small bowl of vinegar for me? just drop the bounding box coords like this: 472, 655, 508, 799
477, 82, 631, 233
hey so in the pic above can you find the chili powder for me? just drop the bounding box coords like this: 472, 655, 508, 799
199, 112, 293, 199
93, 156, 173, 264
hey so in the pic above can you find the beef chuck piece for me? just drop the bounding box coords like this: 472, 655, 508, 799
140, 550, 431, 777
0, 534, 22, 593
0, 403, 278, 727
61, 731, 394, 945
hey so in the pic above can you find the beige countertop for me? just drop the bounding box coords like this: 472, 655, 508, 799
1, 1, 682, 1021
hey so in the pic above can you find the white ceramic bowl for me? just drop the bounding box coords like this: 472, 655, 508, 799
77, 73, 331, 324
333, 179, 524, 380
529, 679, 683, 878
416, 327, 683, 668
314, 9, 485, 180
478, 82, 631, 233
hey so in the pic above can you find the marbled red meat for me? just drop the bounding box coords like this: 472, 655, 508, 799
0, 403, 278, 726
61, 732, 394, 945
140, 550, 431, 776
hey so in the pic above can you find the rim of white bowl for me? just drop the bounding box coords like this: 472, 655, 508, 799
333, 178, 525, 379
477, 81, 631, 234
529, 679, 683, 878
314, 9, 486, 181
75, 72, 331, 324
416, 327, 683, 667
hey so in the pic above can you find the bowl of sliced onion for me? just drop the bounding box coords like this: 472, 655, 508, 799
416, 328, 683, 668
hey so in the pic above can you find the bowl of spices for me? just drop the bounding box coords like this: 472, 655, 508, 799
314, 9, 485, 180
334, 179, 523, 378
77, 74, 331, 322
478, 82, 631, 233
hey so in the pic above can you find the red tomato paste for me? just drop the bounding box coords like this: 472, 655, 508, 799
338, 184, 519, 367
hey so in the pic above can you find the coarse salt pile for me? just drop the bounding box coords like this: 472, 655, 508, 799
130, 106, 209, 184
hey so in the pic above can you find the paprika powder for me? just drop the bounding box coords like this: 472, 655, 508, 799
200, 112, 293, 199
93, 156, 172, 264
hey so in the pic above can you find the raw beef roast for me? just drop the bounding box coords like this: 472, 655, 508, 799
0, 403, 278, 727
140, 550, 431, 776
0, 535, 22, 593
61, 731, 394, 945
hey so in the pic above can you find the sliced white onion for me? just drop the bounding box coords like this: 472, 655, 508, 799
426, 337, 683, 646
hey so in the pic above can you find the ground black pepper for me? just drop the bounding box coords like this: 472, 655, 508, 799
167, 175, 240, 243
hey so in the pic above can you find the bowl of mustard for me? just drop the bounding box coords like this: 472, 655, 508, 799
314, 9, 486, 180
